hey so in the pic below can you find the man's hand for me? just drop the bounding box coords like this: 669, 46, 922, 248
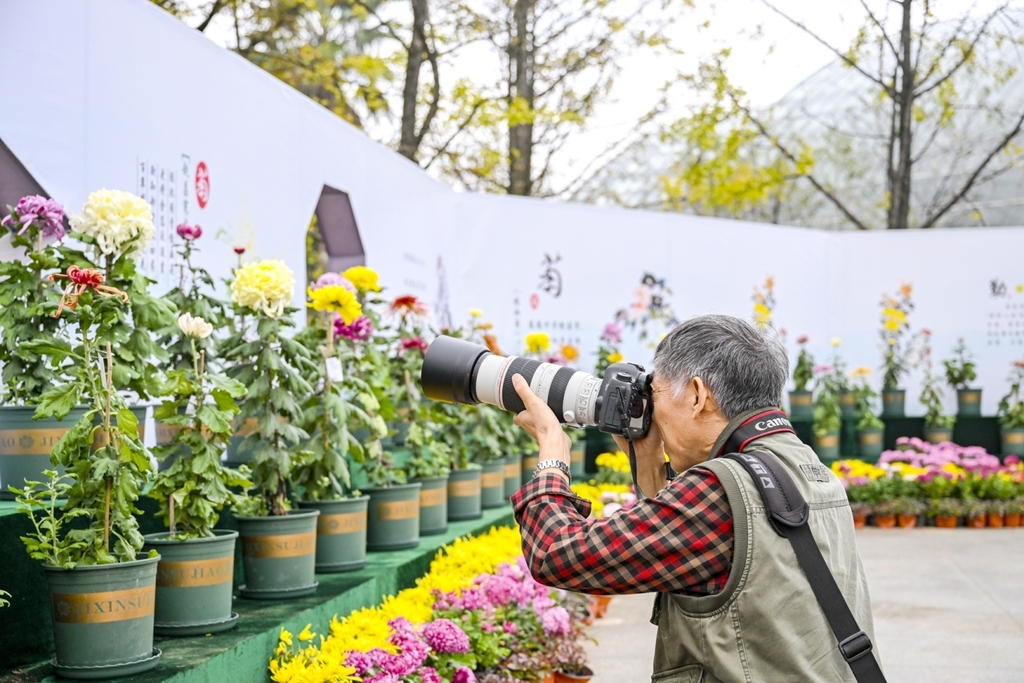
612, 420, 668, 499
511, 374, 571, 480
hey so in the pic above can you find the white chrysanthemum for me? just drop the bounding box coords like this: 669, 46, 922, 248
230, 259, 295, 318
70, 189, 155, 258
177, 312, 214, 339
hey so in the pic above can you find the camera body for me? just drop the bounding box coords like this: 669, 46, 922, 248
595, 362, 653, 440
420, 336, 653, 440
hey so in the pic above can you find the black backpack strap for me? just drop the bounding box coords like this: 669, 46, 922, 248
723, 451, 887, 683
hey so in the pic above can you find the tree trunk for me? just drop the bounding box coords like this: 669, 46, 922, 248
887, 0, 915, 230
508, 0, 535, 196
398, 0, 429, 162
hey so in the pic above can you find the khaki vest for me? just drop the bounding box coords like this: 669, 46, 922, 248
651, 410, 879, 683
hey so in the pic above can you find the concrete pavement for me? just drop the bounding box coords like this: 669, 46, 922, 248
583, 528, 1024, 682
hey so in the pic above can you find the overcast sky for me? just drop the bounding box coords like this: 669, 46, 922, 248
187, 0, 989, 192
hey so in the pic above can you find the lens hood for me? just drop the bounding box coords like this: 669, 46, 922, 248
421, 336, 492, 405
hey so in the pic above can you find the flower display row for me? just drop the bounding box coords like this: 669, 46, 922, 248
270, 526, 594, 683
833, 438, 1024, 528
0, 189, 562, 677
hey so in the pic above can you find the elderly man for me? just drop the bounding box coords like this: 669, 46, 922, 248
509, 314, 882, 683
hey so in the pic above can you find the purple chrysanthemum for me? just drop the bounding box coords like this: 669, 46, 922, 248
423, 619, 471, 654
453, 667, 478, 683
312, 272, 354, 291
541, 606, 571, 635
2, 195, 65, 240
175, 223, 202, 240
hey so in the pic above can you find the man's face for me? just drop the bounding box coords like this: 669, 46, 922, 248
650, 373, 727, 472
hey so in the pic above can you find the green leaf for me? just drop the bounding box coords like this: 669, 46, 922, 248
35, 383, 82, 420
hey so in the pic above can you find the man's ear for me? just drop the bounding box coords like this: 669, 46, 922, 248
691, 377, 719, 418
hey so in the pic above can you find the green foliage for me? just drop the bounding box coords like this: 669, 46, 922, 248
12, 472, 92, 569
997, 361, 1024, 429
850, 373, 884, 430
148, 338, 251, 539
0, 588, 8, 608
0, 224, 67, 403
223, 310, 317, 515
792, 344, 814, 392
292, 320, 388, 499
943, 338, 977, 390
60, 235, 178, 399
812, 369, 842, 438
157, 235, 231, 371
927, 498, 962, 518
920, 355, 955, 429
17, 286, 153, 566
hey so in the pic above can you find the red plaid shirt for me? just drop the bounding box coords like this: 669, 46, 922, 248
511, 469, 733, 596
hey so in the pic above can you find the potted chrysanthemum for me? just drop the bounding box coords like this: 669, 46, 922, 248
850, 367, 885, 461
997, 360, 1024, 457
13, 265, 160, 677
811, 363, 842, 461
944, 338, 981, 416
292, 273, 382, 571
152, 222, 232, 467
788, 335, 814, 418
920, 340, 955, 444
222, 259, 321, 598
143, 313, 251, 635
0, 195, 80, 498
878, 285, 925, 417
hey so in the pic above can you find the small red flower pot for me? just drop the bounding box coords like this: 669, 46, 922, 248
897, 514, 917, 529
874, 514, 896, 528
935, 515, 958, 528
966, 515, 987, 529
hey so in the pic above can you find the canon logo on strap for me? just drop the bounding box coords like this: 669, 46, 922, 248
755, 417, 791, 431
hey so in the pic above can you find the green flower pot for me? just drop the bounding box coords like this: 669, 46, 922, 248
788, 390, 813, 419
447, 466, 482, 521
414, 475, 449, 536
570, 443, 586, 478
480, 459, 507, 509
838, 392, 856, 419
364, 483, 421, 551
881, 389, 905, 417
0, 405, 88, 500
521, 453, 539, 487
957, 389, 982, 417
297, 496, 369, 573
236, 509, 319, 599
1001, 427, 1024, 456
44, 555, 161, 678
856, 428, 884, 461
812, 430, 840, 462
924, 426, 953, 444
504, 453, 523, 499
142, 530, 238, 636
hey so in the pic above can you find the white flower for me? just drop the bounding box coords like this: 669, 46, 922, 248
70, 189, 155, 258
178, 312, 213, 339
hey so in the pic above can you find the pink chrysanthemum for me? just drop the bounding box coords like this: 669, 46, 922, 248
423, 619, 471, 654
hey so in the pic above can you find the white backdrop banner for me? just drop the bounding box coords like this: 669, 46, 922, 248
0, 0, 1021, 416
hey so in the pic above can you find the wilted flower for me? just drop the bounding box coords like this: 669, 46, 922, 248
70, 189, 155, 257
48, 266, 128, 317
2, 195, 65, 240
230, 259, 295, 318
177, 312, 213, 339
175, 223, 202, 240
335, 314, 373, 341
484, 333, 502, 355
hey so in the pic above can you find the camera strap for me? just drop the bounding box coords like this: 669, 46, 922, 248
722, 446, 887, 683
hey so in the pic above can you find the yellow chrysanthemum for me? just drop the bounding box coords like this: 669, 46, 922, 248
831, 338, 841, 347
606, 351, 624, 364
342, 266, 381, 293
525, 331, 550, 353
297, 624, 315, 642
561, 344, 579, 361
850, 366, 872, 378
307, 284, 362, 324
70, 189, 155, 257
469, 307, 484, 318
231, 259, 295, 318
595, 451, 631, 473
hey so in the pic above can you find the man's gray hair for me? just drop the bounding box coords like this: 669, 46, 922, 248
653, 314, 788, 419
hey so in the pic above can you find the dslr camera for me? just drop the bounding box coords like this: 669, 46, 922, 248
420, 336, 653, 439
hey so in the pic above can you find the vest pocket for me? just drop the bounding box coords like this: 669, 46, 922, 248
652, 664, 704, 683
